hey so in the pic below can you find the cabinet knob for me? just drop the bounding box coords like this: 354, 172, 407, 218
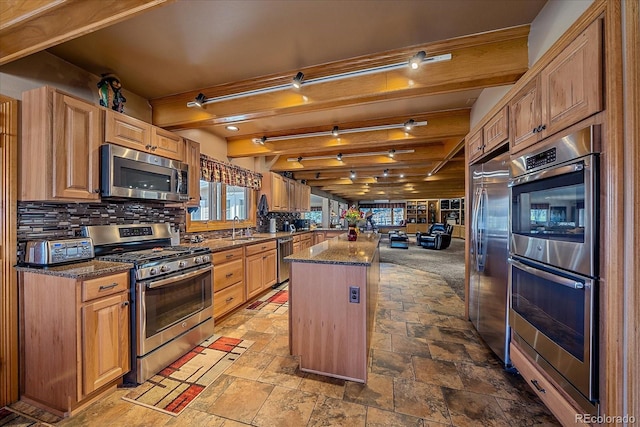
122, 301, 129, 307
145, 144, 153, 149
94, 189, 100, 193
151, 146, 158, 151
532, 127, 538, 134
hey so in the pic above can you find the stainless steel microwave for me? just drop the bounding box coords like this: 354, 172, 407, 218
100, 143, 189, 202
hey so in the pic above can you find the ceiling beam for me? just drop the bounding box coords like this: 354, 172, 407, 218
0, 0, 173, 66
150, 26, 529, 130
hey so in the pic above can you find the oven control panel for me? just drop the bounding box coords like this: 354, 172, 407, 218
525, 147, 557, 171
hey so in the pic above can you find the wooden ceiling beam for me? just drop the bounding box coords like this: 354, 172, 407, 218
150, 26, 529, 129
0, 0, 173, 66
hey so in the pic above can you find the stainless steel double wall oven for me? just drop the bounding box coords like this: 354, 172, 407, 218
508, 125, 600, 414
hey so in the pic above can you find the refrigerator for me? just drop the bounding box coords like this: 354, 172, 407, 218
469, 151, 511, 367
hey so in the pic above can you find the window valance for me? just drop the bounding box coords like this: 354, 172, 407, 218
200, 154, 262, 190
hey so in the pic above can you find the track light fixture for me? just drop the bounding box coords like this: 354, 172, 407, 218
315, 172, 320, 179
186, 52, 451, 107
350, 171, 356, 179
383, 169, 389, 177
337, 153, 343, 161
388, 149, 396, 158
409, 51, 427, 69
253, 136, 267, 145
286, 148, 414, 162
404, 119, 415, 131
297, 156, 303, 162
193, 93, 207, 108
332, 126, 340, 137
292, 72, 304, 89
400, 173, 405, 178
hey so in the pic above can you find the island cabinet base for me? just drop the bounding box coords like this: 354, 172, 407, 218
289, 256, 379, 383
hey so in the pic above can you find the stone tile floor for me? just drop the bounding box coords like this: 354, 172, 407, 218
8, 263, 559, 426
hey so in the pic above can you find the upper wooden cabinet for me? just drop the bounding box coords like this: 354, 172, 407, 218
510, 19, 602, 154
184, 139, 201, 207
105, 110, 184, 161
20, 86, 102, 201
468, 106, 509, 165
261, 172, 310, 213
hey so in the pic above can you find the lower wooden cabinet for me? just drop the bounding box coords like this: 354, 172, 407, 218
212, 248, 245, 319
245, 241, 277, 299
19, 270, 130, 417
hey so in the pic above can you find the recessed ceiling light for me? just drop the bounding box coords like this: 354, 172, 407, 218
225, 125, 239, 131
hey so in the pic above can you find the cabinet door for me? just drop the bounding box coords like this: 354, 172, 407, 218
246, 253, 264, 299
52, 93, 102, 200
152, 127, 184, 161
185, 139, 201, 206
509, 76, 542, 154
287, 179, 296, 212
105, 110, 151, 151
262, 249, 277, 289
483, 106, 509, 153
81, 292, 129, 396
271, 174, 284, 211
467, 128, 484, 164
541, 19, 602, 137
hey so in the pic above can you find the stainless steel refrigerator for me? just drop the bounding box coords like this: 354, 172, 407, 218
469, 150, 511, 367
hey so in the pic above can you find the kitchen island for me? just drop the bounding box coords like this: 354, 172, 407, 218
286, 232, 380, 383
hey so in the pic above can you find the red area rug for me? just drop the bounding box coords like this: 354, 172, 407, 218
122, 335, 253, 416
246, 284, 289, 313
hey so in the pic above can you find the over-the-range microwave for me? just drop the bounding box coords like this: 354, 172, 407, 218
100, 143, 189, 202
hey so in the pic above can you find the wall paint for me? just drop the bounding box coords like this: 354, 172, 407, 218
0, 51, 151, 121
469, 0, 595, 127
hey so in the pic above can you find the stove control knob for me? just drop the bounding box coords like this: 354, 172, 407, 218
149, 267, 157, 276
194, 256, 203, 264
203, 255, 211, 263
178, 261, 186, 268
161, 265, 170, 273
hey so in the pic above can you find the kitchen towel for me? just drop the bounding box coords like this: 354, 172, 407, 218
258, 194, 269, 216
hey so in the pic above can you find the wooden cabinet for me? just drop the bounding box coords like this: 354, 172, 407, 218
261, 172, 311, 212
19, 270, 130, 416
300, 233, 313, 250
105, 110, 184, 161
20, 87, 102, 201
184, 138, 201, 207
510, 19, 602, 154
313, 231, 326, 245
245, 240, 277, 299
406, 199, 438, 233
212, 248, 245, 319
468, 106, 509, 165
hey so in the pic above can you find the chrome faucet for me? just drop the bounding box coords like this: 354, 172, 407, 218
232, 216, 240, 239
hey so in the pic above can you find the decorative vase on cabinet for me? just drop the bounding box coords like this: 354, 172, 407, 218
348, 225, 358, 241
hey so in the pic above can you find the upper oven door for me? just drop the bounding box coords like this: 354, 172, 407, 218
101, 143, 189, 202
509, 154, 597, 277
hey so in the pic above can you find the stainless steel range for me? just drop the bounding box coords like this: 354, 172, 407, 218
83, 223, 213, 385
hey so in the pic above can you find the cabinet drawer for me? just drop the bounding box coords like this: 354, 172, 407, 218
245, 240, 276, 256
213, 258, 243, 292
81, 272, 129, 302
212, 247, 244, 265
293, 235, 301, 243
214, 281, 245, 319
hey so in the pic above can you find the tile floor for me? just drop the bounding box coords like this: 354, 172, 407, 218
8, 263, 559, 426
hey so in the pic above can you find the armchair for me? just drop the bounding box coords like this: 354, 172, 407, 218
416, 223, 453, 250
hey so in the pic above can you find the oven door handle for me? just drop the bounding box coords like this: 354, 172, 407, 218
509, 258, 585, 289
509, 160, 585, 187
145, 265, 213, 289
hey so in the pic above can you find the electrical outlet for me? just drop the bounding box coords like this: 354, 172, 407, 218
349, 286, 360, 303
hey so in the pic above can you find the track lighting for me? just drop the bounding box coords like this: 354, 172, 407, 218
400, 173, 405, 178
193, 93, 206, 108
315, 172, 320, 179
404, 119, 415, 131
409, 51, 427, 69
332, 126, 340, 137
292, 72, 304, 89
337, 153, 343, 161
287, 148, 414, 162
297, 156, 303, 162
427, 172, 433, 176
383, 169, 389, 177
388, 149, 395, 158
253, 136, 267, 145
186, 52, 451, 107
350, 171, 356, 179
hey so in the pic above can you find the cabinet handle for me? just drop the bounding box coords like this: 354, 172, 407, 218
532, 127, 538, 134
99, 283, 118, 291
225, 273, 233, 278
226, 254, 233, 258
225, 297, 234, 303
261, 246, 267, 250
530, 379, 546, 394
122, 301, 129, 307
476, 145, 482, 152
94, 189, 100, 193
151, 146, 158, 151
145, 144, 153, 149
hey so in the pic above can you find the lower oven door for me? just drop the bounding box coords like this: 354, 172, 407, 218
509, 257, 596, 403
137, 265, 213, 357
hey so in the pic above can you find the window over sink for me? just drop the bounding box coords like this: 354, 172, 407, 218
187, 180, 255, 232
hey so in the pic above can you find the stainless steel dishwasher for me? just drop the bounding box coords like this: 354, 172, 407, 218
277, 237, 293, 284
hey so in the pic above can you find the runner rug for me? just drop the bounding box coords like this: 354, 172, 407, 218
245, 284, 288, 313
122, 335, 253, 416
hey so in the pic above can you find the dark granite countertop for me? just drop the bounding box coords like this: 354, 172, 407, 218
15, 260, 133, 279
285, 232, 380, 266
189, 230, 317, 253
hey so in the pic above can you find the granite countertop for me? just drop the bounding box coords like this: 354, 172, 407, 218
285, 232, 380, 266
190, 230, 317, 253
15, 260, 133, 279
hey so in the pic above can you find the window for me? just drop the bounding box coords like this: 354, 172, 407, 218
392, 207, 404, 225
191, 181, 222, 221
304, 210, 322, 225
226, 185, 248, 220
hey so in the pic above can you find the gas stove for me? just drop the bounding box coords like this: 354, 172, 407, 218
82, 223, 211, 280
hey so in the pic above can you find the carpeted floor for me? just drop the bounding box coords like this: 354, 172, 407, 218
379, 236, 465, 300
